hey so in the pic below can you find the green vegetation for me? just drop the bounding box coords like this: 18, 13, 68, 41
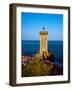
22, 59, 53, 77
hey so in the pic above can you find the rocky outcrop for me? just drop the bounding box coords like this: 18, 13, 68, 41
21, 55, 63, 77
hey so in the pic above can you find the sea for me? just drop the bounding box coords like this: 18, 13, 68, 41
21, 40, 63, 66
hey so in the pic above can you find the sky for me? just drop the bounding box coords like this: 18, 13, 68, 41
21, 12, 63, 41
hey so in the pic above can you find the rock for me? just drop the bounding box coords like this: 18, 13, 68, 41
22, 60, 53, 77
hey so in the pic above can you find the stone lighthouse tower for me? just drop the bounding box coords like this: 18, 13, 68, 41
40, 27, 48, 57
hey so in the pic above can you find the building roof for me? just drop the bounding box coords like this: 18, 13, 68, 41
40, 31, 48, 35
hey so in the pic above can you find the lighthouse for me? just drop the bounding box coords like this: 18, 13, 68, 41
40, 27, 48, 57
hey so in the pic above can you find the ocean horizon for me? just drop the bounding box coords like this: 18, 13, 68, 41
21, 40, 63, 66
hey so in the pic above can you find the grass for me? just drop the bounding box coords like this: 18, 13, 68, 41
22, 59, 53, 77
